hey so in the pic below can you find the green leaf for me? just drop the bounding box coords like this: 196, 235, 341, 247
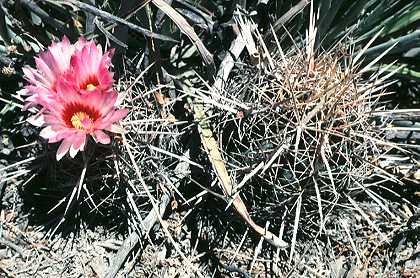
324, 0, 375, 45
370, 64, 420, 81
317, 0, 346, 43
357, 0, 405, 34
357, 2, 420, 41
362, 30, 420, 58
0, 2, 10, 44
30, 11, 43, 26
383, 5, 420, 35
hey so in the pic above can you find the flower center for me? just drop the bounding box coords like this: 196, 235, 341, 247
86, 83, 97, 91
70, 111, 94, 131
82, 76, 100, 91
63, 102, 101, 132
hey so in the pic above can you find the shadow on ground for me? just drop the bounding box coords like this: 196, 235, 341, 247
20, 144, 133, 237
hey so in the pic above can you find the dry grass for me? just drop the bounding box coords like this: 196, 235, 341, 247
198, 14, 419, 274
1, 3, 419, 277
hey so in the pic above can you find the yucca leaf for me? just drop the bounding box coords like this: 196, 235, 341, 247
0, 1, 10, 44
357, 0, 409, 34
323, 0, 375, 45
393, 65, 420, 81
317, 0, 346, 43
383, 4, 420, 35
356, 2, 417, 42
362, 30, 420, 58
370, 64, 420, 81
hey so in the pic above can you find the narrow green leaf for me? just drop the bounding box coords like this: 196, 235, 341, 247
358, 0, 405, 34
362, 30, 420, 58
317, 0, 345, 44
384, 5, 420, 35
0, 2, 10, 44
324, 0, 375, 44
369, 64, 420, 81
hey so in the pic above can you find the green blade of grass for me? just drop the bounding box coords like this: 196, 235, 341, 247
383, 5, 420, 35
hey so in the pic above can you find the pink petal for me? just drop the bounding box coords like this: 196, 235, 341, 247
56, 139, 72, 161
22, 67, 37, 82
47, 36, 74, 74
69, 134, 85, 158
106, 124, 126, 134
96, 109, 128, 129
77, 135, 87, 151
95, 109, 128, 129
35, 57, 55, 83
48, 136, 61, 143
94, 130, 110, 144
48, 129, 78, 143
55, 81, 81, 104
43, 114, 63, 126
97, 67, 113, 89
85, 90, 117, 115
69, 40, 115, 91
69, 145, 78, 158
75, 37, 88, 50
17, 88, 29, 96
105, 48, 115, 60
40, 126, 58, 139
108, 109, 129, 122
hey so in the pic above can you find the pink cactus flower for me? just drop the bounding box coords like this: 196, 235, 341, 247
64, 39, 115, 95
20, 36, 75, 108
20, 37, 114, 108
39, 83, 128, 161
21, 37, 127, 160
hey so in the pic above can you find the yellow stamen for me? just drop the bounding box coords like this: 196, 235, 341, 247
86, 83, 97, 91
71, 112, 93, 130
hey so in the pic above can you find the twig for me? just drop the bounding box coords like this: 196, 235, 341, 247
53, 0, 177, 42
0, 238, 26, 259
222, 263, 253, 278
173, 0, 214, 31
19, 0, 69, 35
288, 194, 302, 265
151, 0, 215, 77
121, 137, 204, 277
264, 0, 311, 40
104, 193, 171, 278
192, 100, 289, 248
104, 150, 191, 278
185, 22, 289, 248
213, 32, 246, 93
84, 0, 96, 33
0, 265, 14, 278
